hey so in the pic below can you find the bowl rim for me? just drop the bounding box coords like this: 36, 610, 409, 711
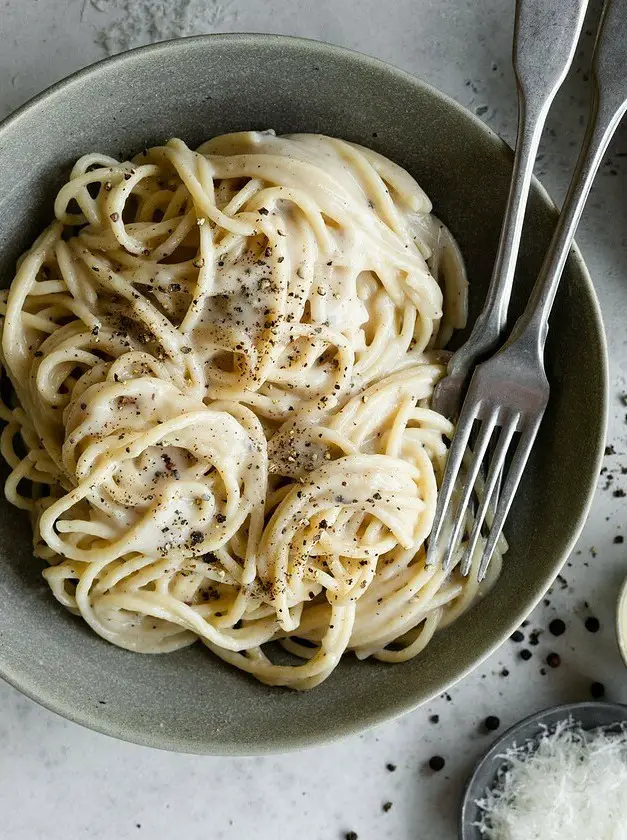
0, 32, 609, 754
459, 700, 627, 838
616, 576, 627, 667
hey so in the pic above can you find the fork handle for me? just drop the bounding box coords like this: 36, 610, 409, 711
509, 0, 627, 351
447, 0, 588, 382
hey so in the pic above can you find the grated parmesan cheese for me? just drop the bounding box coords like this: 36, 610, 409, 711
475, 719, 627, 839
90, 0, 237, 55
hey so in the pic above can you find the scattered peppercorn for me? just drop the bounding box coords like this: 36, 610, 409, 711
590, 681, 605, 698
382, 802, 393, 813
428, 755, 445, 772
549, 618, 566, 636
345, 833, 358, 840
385, 763, 396, 772
484, 715, 500, 731
585, 616, 600, 633
510, 630, 524, 643
546, 652, 561, 668
500, 668, 510, 678
429, 714, 439, 724
614, 535, 624, 544
520, 649, 532, 661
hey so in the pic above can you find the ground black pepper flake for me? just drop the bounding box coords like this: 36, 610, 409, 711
428, 755, 445, 772
614, 535, 624, 544
613, 489, 626, 498
385, 762, 396, 772
590, 681, 605, 698
345, 832, 358, 840
382, 802, 393, 813
546, 652, 561, 668
520, 649, 532, 661
484, 715, 500, 731
500, 668, 510, 678
585, 616, 600, 633
549, 618, 566, 636
429, 714, 439, 724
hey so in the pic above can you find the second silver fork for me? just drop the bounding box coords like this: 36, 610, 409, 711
428, 0, 627, 579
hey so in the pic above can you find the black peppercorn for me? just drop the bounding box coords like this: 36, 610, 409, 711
585, 616, 600, 633
429, 714, 439, 724
546, 652, 561, 668
590, 681, 605, 698
485, 715, 500, 731
549, 618, 566, 636
385, 763, 396, 772
428, 755, 445, 771
510, 630, 524, 643
520, 649, 532, 661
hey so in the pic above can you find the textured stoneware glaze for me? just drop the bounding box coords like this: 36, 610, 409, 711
0, 35, 607, 755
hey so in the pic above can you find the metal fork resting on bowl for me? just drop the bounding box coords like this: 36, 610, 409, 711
426, 0, 627, 580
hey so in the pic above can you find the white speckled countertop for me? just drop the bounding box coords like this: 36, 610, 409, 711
1, 1, 626, 838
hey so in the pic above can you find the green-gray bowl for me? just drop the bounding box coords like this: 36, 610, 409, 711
0, 34, 607, 754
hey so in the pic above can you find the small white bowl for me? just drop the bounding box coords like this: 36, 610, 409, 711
617, 575, 627, 667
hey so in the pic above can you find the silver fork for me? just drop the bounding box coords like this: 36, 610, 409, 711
428, 0, 627, 580
432, 0, 589, 422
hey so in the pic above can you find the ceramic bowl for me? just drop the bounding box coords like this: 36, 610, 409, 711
460, 701, 627, 839
0, 34, 607, 754
617, 576, 627, 667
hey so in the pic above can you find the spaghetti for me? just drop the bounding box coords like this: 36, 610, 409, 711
0, 132, 504, 688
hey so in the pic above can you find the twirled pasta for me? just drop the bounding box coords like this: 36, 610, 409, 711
0, 132, 505, 688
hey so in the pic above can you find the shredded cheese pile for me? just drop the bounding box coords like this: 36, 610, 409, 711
475, 719, 627, 839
